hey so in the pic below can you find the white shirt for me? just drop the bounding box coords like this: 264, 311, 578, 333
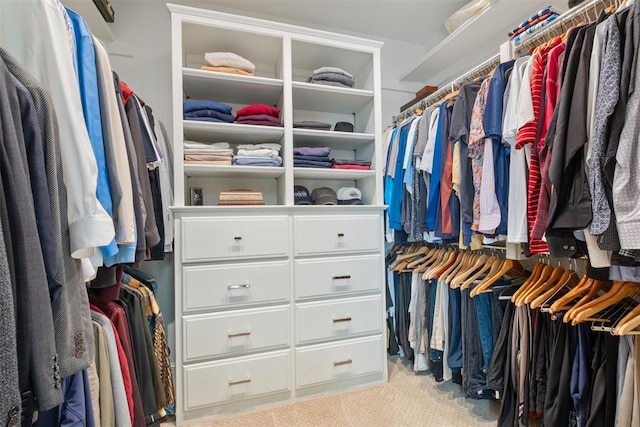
418, 108, 440, 172
479, 138, 500, 234
0, 0, 115, 261
505, 57, 530, 243
516, 57, 535, 132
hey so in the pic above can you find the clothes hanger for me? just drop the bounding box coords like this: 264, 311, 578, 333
415, 247, 443, 274
460, 256, 498, 291
451, 254, 487, 289
561, 279, 604, 323
572, 282, 639, 325
515, 262, 555, 306
530, 270, 578, 310
444, 251, 471, 285
471, 258, 527, 297
549, 274, 592, 314
406, 247, 436, 269
510, 260, 544, 303
420, 249, 447, 278
613, 301, 640, 335
522, 264, 566, 305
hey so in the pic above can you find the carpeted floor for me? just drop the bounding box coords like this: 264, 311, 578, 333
163, 355, 530, 426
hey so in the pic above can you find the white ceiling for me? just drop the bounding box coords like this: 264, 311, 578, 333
184, 0, 470, 45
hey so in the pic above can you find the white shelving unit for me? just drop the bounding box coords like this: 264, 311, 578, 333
168, 4, 387, 424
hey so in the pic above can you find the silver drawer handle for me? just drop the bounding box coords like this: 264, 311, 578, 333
333, 317, 352, 323
228, 377, 251, 386
337, 233, 345, 238
332, 275, 351, 280
228, 330, 251, 338
333, 359, 352, 367
234, 236, 242, 241
228, 283, 251, 290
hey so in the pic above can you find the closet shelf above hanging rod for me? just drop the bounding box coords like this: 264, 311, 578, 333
394, 53, 500, 125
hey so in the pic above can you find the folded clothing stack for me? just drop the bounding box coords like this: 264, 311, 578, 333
508, 7, 559, 40
184, 100, 234, 123
233, 143, 283, 167
332, 158, 371, 170
293, 120, 332, 131
294, 146, 332, 168
183, 141, 234, 165
217, 189, 265, 206
235, 104, 283, 127
202, 52, 256, 76
307, 66, 355, 89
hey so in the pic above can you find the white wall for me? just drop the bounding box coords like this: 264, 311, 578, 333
108, 0, 426, 359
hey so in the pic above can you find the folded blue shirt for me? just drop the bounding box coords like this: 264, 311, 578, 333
294, 159, 333, 168
184, 109, 235, 123
183, 100, 232, 115
233, 156, 283, 166
293, 146, 331, 156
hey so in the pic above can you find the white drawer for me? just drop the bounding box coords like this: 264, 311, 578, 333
183, 261, 290, 312
182, 216, 289, 262
184, 350, 290, 410
295, 336, 383, 388
295, 255, 381, 299
293, 215, 381, 256
295, 296, 382, 344
183, 306, 290, 362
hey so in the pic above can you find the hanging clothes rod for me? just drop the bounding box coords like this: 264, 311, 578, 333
513, 0, 617, 54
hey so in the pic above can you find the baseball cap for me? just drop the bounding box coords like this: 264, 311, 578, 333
337, 187, 364, 205
334, 121, 354, 132
294, 185, 312, 205
311, 187, 338, 205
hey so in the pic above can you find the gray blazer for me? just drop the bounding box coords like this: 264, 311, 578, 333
1, 49, 95, 379
0, 56, 62, 411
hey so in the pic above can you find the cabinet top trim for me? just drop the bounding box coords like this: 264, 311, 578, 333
166, 3, 384, 50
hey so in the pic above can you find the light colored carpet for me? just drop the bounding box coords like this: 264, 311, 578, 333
163, 355, 524, 426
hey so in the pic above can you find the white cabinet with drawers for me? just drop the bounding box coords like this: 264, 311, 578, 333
169, 4, 387, 424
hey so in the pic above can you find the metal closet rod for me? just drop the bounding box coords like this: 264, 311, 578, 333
393, 0, 618, 125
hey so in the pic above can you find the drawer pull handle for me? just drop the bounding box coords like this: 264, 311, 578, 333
333, 317, 352, 323
228, 377, 252, 386
228, 330, 251, 338
333, 359, 353, 367
234, 236, 242, 241
228, 283, 251, 290
332, 275, 351, 280
337, 233, 345, 238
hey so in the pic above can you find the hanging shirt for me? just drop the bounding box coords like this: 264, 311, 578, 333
426, 103, 447, 232
468, 78, 492, 231
504, 57, 531, 243
0, 0, 115, 264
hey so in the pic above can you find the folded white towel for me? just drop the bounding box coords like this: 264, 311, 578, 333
204, 52, 256, 73
236, 143, 282, 151
183, 148, 234, 156
183, 141, 230, 149
236, 148, 280, 158
312, 66, 354, 79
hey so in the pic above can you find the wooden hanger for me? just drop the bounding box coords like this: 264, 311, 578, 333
451, 254, 488, 289
571, 282, 640, 325
443, 251, 470, 284
414, 247, 442, 274
522, 265, 566, 305
449, 253, 482, 289
530, 270, 578, 310
406, 247, 435, 269
423, 250, 454, 279
510, 261, 543, 303
472, 259, 527, 297
420, 249, 446, 277
613, 301, 640, 335
469, 257, 504, 297
460, 256, 499, 291
561, 279, 604, 323
549, 275, 592, 314
516, 264, 556, 306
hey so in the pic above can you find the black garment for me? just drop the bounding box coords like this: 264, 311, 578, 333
546, 24, 597, 257
585, 333, 619, 427
394, 272, 413, 361
494, 303, 516, 427
543, 321, 576, 426
118, 291, 161, 425
148, 168, 165, 260
462, 289, 487, 398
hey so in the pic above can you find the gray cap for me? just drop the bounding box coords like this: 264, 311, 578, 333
311, 187, 337, 205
